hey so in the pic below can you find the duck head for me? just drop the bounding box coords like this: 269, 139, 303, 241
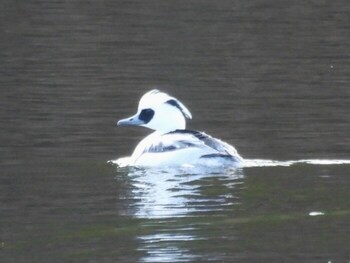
117, 89, 192, 133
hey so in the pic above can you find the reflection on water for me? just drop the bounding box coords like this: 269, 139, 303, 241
119, 167, 244, 219
116, 167, 244, 262
114, 160, 350, 262
2, 0, 350, 261
138, 233, 201, 263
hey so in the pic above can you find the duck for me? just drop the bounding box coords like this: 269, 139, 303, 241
116, 89, 243, 167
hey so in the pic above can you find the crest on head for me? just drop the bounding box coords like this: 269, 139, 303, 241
118, 89, 192, 133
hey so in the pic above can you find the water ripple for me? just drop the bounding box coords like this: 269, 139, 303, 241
243, 159, 350, 167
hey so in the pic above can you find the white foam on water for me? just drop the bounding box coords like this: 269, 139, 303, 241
243, 159, 350, 168
309, 211, 325, 217
109, 158, 350, 169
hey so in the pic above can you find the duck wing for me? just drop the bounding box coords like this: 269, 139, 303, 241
144, 130, 240, 158
167, 130, 240, 157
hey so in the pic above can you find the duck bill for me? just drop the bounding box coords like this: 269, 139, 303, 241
117, 114, 144, 126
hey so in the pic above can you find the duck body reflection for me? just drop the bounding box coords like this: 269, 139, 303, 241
121, 166, 244, 218
115, 165, 244, 262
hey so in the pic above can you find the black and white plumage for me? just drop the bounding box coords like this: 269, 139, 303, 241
116, 90, 243, 167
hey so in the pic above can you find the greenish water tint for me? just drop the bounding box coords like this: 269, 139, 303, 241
1, 0, 350, 262
3, 162, 349, 262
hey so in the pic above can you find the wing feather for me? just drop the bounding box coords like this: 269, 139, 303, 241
144, 130, 239, 157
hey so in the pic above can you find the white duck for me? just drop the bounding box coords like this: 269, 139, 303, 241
116, 89, 243, 167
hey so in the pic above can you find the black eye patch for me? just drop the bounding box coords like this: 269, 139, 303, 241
138, 108, 155, 123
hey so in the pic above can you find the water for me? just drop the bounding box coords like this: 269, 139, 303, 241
1, 1, 350, 262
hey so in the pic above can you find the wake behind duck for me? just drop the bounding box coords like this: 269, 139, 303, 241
115, 89, 243, 168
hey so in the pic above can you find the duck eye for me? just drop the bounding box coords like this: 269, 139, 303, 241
139, 108, 155, 123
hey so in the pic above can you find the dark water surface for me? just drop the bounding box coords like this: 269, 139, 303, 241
1, 1, 350, 262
